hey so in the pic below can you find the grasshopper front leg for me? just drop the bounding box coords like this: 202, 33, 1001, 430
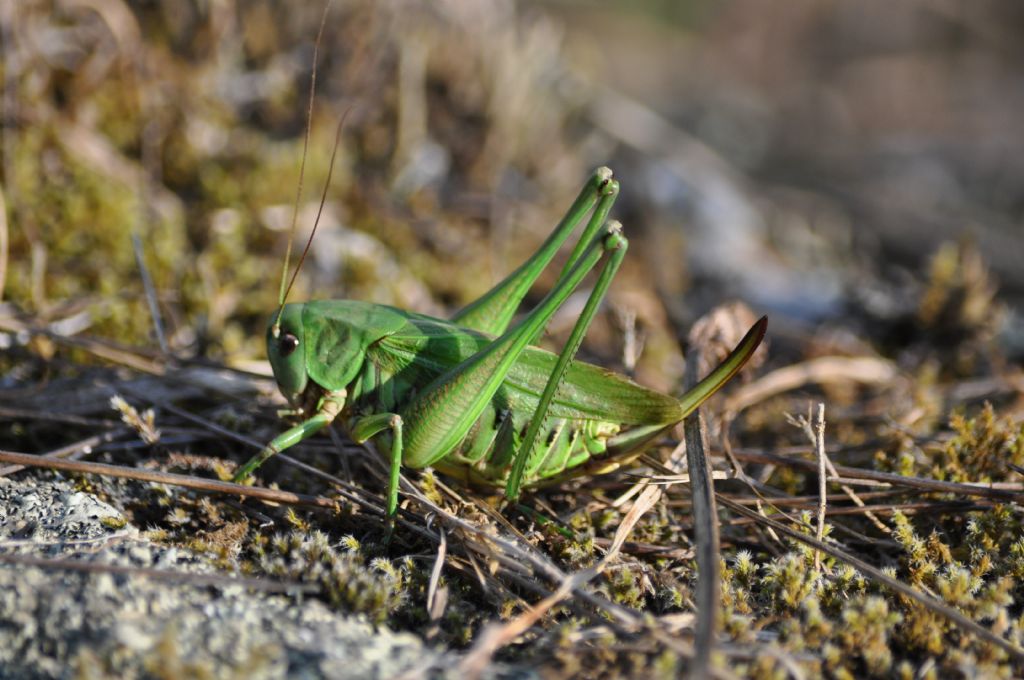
232, 390, 346, 482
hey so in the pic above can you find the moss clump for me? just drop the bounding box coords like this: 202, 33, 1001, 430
602, 566, 650, 610
255, 531, 408, 624
937, 404, 1024, 484
837, 596, 902, 676
877, 402, 1024, 488
716, 491, 1024, 678
99, 515, 129, 530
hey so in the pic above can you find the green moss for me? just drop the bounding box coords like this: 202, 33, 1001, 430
6, 123, 183, 345
603, 567, 647, 609
935, 403, 1024, 483
839, 596, 902, 676
255, 530, 407, 624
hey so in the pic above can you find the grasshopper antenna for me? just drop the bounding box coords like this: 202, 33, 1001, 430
273, 0, 335, 337
277, 111, 350, 322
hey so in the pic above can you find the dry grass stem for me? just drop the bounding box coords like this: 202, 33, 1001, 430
733, 448, 1024, 500
786, 403, 829, 572
0, 450, 341, 510
725, 357, 898, 415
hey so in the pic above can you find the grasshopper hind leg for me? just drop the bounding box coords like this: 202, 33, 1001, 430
504, 224, 628, 502
398, 221, 627, 474
452, 168, 619, 336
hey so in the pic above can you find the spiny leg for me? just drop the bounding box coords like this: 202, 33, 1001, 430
504, 224, 628, 502
351, 412, 404, 522
232, 390, 346, 482
452, 167, 619, 336
399, 223, 622, 470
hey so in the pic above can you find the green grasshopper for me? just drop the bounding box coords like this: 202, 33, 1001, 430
234, 166, 766, 520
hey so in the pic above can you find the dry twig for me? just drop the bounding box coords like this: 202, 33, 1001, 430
787, 403, 828, 572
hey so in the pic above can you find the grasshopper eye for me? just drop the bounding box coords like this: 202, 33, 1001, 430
279, 332, 299, 357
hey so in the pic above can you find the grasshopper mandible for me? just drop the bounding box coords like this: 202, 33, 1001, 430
233, 164, 766, 520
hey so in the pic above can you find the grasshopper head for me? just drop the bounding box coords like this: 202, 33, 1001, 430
267, 303, 308, 405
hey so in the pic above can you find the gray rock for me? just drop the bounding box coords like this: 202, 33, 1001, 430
0, 477, 446, 679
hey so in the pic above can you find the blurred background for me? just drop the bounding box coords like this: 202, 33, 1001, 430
3, 0, 1021, 389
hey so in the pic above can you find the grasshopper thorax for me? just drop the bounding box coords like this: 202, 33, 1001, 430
267, 303, 308, 405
